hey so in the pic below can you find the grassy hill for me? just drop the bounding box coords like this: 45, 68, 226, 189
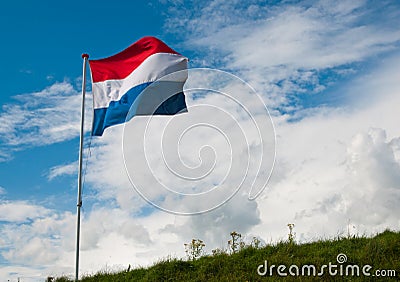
56, 230, 400, 281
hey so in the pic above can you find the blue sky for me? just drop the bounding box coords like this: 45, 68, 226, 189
1, 0, 400, 281
0, 0, 165, 204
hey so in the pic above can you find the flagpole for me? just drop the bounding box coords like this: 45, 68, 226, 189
75, 53, 89, 282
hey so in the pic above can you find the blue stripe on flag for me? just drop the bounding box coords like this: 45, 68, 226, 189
92, 82, 187, 136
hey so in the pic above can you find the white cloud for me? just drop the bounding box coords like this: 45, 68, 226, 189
224, 4, 399, 70
0, 202, 76, 277
0, 201, 51, 223
163, 191, 260, 248
0, 81, 92, 161
0, 201, 154, 281
166, 0, 400, 109
344, 128, 400, 226
255, 123, 400, 242
81, 207, 153, 251
0, 266, 51, 282
252, 53, 400, 241
47, 162, 78, 181
71, 0, 400, 275
2, 1, 400, 281
74, 56, 400, 281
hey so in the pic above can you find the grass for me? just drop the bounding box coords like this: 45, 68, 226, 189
56, 230, 400, 281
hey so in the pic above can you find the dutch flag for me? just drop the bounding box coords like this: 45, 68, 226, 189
88, 36, 188, 136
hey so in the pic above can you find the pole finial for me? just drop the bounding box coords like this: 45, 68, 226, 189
82, 53, 89, 59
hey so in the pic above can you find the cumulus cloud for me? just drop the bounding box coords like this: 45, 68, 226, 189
0, 202, 75, 276
0, 201, 52, 223
162, 191, 260, 249
157, 0, 400, 245
81, 207, 152, 250
252, 54, 400, 241
0, 201, 154, 280
1, 1, 400, 281
344, 128, 400, 226
78, 0, 400, 269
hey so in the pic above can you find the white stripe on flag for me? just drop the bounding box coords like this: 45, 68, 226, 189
91, 53, 188, 109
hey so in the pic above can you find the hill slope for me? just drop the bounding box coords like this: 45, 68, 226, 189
56, 230, 400, 281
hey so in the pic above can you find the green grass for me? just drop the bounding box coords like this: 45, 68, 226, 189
56, 230, 400, 281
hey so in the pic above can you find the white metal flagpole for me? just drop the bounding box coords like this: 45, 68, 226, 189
75, 53, 89, 282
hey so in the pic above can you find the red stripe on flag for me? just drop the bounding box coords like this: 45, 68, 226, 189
89, 36, 180, 83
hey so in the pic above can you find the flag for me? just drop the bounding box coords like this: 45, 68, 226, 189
88, 36, 188, 136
